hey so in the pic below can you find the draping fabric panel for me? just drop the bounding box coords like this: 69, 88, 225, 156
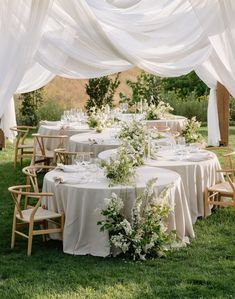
0, 97, 16, 142
36, 0, 212, 78
2, 0, 235, 143
0, 0, 52, 118
195, 67, 221, 146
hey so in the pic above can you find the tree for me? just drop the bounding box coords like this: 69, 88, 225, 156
19, 88, 44, 126
161, 71, 209, 98
119, 71, 162, 106
85, 74, 120, 112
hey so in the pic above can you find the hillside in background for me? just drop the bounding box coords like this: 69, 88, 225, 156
44, 68, 141, 108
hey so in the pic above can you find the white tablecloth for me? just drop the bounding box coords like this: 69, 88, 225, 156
98, 148, 224, 223
118, 114, 187, 132
144, 116, 187, 132
38, 121, 92, 150
43, 166, 194, 257
69, 129, 121, 156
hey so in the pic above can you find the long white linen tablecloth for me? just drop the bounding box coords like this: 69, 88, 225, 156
98, 148, 223, 223
118, 114, 187, 132
69, 129, 121, 156
43, 166, 194, 257
38, 121, 92, 150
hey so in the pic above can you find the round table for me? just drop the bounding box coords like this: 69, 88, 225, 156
144, 116, 187, 132
43, 166, 194, 257
69, 128, 121, 157
118, 114, 187, 132
98, 147, 224, 223
38, 121, 92, 150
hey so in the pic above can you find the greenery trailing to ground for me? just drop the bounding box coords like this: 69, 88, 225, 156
0, 128, 235, 298
85, 74, 120, 113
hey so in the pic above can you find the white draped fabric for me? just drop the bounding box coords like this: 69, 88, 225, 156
0, 0, 51, 118
1, 0, 235, 145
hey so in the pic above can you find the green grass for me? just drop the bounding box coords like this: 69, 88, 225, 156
0, 129, 235, 299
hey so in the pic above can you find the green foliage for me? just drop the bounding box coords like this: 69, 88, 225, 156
19, 88, 43, 126
119, 71, 162, 106
161, 71, 209, 98
36, 99, 64, 122
1, 134, 235, 298
98, 179, 174, 260
18, 88, 44, 126
85, 74, 120, 112
161, 90, 208, 122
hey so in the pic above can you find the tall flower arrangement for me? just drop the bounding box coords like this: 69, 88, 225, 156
117, 120, 148, 165
181, 116, 204, 143
144, 101, 174, 120
98, 178, 175, 260
87, 106, 114, 132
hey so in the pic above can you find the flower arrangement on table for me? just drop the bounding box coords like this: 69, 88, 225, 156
87, 106, 115, 133
99, 146, 136, 186
181, 116, 204, 144
143, 100, 174, 120
117, 119, 155, 165
97, 178, 175, 260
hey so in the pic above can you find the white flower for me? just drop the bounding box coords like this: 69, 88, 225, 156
120, 219, 133, 235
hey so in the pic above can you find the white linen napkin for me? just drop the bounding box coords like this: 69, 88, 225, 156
56, 163, 80, 173
53, 175, 87, 185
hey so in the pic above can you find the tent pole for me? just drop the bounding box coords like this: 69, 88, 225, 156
216, 82, 230, 146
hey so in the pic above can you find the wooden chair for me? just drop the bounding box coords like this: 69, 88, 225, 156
10, 126, 36, 168
54, 149, 93, 165
204, 169, 235, 217
31, 133, 68, 165
22, 165, 55, 195
8, 185, 64, 256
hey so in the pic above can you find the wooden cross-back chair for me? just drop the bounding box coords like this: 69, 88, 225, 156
204, 149, 235, 217
32, 133, 68, 165
54, 149, 93, 165
8, 185, 64, 256
10, 126, 36, 168
22, 165, 55, 195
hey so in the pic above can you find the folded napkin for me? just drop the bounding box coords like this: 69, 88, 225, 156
56, 163, 80, 173
53, 176, 88, 185
88, 138, 98, 145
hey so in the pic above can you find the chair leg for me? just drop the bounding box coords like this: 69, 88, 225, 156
204, 188, 209, 218
14, 150, 18, 169
27, 222, 34, 256
11, 215, 17, 249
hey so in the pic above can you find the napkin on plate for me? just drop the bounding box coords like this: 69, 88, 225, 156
53, 175, 88, 185
56, 163, 80, 173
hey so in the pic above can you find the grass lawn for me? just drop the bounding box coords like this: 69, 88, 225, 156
0, 128, 235, 299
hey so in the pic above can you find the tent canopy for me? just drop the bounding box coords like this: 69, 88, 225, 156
1, 0, 235, 145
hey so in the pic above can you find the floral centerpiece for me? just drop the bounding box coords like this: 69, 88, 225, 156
87, 106, 114, 133
99, 146, 136, 186
181, 116, 204, 144
117, 119, 155, 165
98, 178, 175, 260
144, 101, 174, 120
